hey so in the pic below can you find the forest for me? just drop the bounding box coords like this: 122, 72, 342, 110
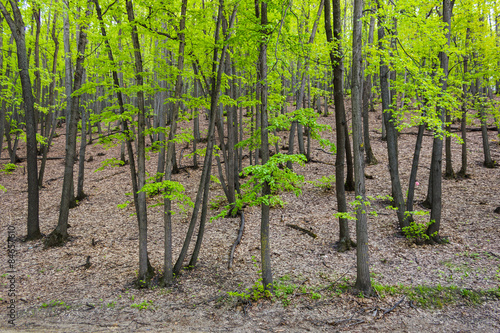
0, 0, 499, 331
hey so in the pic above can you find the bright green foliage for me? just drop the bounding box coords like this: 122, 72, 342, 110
0, 163, 17, 174
94, 158, 125, 172
139, 180, 194, 216
308, 174, 336, 191
402, 220, 437, 243
227, 275, 322, 307
130, 300, 154, 311
211, 153, 306, 220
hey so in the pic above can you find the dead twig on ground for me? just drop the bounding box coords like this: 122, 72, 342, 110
383, 296, 405, 316
286, 224, 317, 238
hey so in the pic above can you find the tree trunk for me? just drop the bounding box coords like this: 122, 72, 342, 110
0, 16, 4, 160
258, 0, 273, 293
458, 29, 470, 178
162, 0, 187, 286
351, 0, 372, 296
46, 2, 92, 246
126, 0, 152, 287
426, 0, 452, 243
173, 0, 237, 275
0, 1, 41, 240
377, 0, 409, 230
362, 11, 377, 165
325, 0, 355, 252
38, 12, 59, 188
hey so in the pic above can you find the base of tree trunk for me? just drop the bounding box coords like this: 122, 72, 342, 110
25, 231, 43, 241
352, 285, 374, 297
421, 199, 432, 209
425, 235, 449, 245
456, 170, 470, 179
68, 196, 78, 209
483, 160, 496, 168
76, 192, 87, 202
336, 238, 357, 253
444, 170, 455, 179
366, 155, 378, 165
344, 181, 355, 192
45, 229, 68, 247
136, 260, 155, 288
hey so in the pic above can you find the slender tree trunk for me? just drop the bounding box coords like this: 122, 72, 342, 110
352, 0, 372, 296
426, 0, 452, 243
162, 0, 187, 286
46, 2, 92, 246
38, 12, 59, 188
406, 119, 425, 213
126, 0, 152, 286
0, 16, 4, 160
458, 29, 470, 177
325, 0, 355, 251
362, 10, 377, 165
377, 0, 409, 230
76, 101, 87, 200
258, 0, 273, 293
0, 1, 41, 240
174, 0, 237, 275
478, 84, 494, 168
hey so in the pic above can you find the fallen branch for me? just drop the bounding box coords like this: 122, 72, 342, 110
383, 296, 405, 316
228, 212, 245, 270
315, 148, 334, 155
286, 223, 317, 239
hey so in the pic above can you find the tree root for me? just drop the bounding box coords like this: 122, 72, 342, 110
336, 238, 357, 253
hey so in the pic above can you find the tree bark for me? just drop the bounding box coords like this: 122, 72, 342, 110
325, 0, 355, 251
46, 2, 92, 246
0, 1, 41, 240
258, 0, 273, 293
426, 0, 452, 243
377, 0, 409, 230
362, 10, 377, 165
126, 0, 152, 286
162, 0, 187, 286
351, 0, 372, 296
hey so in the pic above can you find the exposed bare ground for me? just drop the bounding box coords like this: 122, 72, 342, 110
0, 101, 499, 332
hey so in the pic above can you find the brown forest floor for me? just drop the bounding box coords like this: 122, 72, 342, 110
0, 99, 499, 332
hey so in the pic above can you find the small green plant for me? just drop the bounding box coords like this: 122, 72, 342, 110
41, 300, 70, 310
0, 163, 17, 174
131, 300, 154, 310
308, 175, 336, 191
402, 220, 437, 243
107, 301, 116, 308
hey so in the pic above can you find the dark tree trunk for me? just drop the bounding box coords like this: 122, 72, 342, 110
126, 0, 152, 287
426, 0, 452, 243
258, 0, 273, 293
362, 11, 377, 165
325, 0, 355, 251
174, 0, 237, 275
377, 0, 409, 230
458, 29, 470, 178
38, 12, 59, 188
76, 102, 87, 201
46, 3, 92, 246
162, 0, 187, 286
352, 0, 372, 296
0, 1, 41, 240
